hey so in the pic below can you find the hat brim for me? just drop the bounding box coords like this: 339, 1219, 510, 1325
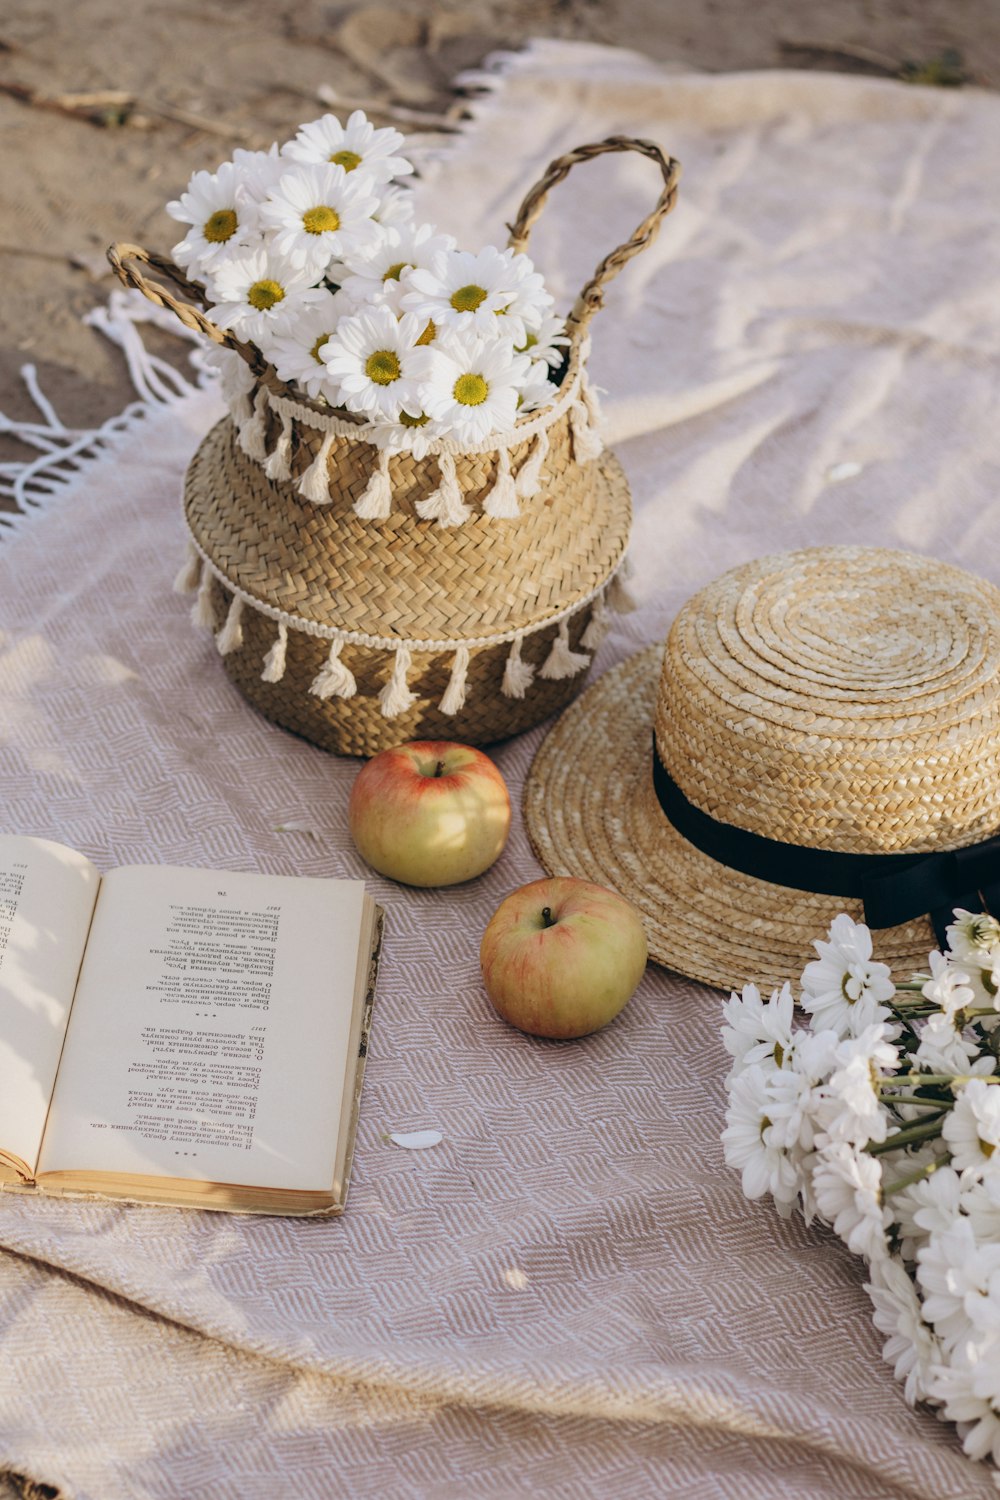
524, 645, 937, 993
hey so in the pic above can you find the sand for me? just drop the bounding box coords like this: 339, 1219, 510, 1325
0, 0, 994, 435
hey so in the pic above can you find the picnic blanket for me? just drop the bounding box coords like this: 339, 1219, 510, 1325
2, 38, 1000, 1500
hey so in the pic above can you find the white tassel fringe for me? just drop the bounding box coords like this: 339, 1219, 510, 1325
482, 448, 520, 519
238, 386, 270, 462
415, 452, 471, 527
221, 353, 255, 428
264, 411, 293, 482
607, 557, 638, 614
378, 645, 417, 718
439, 645, 471, 715
580, 595, 610, 651
354, 448, 393, 519
297, 432, 336, 504
192, 567, 216, 629
261, 621, 288, 682
309, 639, 357, 701
216, 594, 245, 655
501, 635, 535, 699
515, 426, 550, 501
539, 618, 590, 680
569, 380, 604, 463
173, 541, 201, 595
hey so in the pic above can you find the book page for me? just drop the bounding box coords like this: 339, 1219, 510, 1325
0, 835, 101, 1174
37, 864, 368, 1193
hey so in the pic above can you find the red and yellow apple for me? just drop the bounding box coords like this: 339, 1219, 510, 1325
480, 877, 648, 1039
349, 740, 511, 887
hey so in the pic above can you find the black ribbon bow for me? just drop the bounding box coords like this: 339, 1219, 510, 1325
651, 739, 1000, 946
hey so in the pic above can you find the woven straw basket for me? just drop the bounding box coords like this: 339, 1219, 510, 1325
109, 137, 680, 755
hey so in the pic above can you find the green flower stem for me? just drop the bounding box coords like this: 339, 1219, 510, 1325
882, 1153, 951, 1196
868, 1116, 946, 1155
882, 1093, 951, 1107
881, 1072, 1000, 1088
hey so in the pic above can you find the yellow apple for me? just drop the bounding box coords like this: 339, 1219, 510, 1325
348, 740, 511, 887
480, 877, 648, 1039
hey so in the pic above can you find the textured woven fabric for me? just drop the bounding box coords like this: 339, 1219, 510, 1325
1, 38, 1000, 1500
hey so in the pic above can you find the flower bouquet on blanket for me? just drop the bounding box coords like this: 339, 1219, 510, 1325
722, 909, 1000, 1472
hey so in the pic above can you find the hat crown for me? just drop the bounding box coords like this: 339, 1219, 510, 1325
656, 547, 1000, 856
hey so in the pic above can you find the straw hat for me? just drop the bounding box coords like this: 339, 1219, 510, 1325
524, 546, 1000, 993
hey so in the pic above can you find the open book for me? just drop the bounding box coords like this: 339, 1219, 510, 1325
0, 835, 382, 1215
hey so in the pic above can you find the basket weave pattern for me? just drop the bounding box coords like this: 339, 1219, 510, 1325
110, 137, 681, 754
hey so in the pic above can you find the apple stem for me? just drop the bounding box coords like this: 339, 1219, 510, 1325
434, 760, 445, 777
541, 906, 555, 928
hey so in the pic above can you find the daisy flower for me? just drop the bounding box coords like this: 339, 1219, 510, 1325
913, 1010, 987, 1076
819, 1024, 897, 1148
930, 1339, 1000, 1464
942, 1079, 1000, 1178
413, 328, 531, 444
947, 909, 1000, 968
962, 1173, 1000, 1244
282, 110, 413, 185
812, 1140, 889, 1262
721, 982, 795, 1079
921, 950, 975, 1019
517, 368, 559, 414
890, 1152, 959, 1261
340, 222, 457, 297
372, 409, 442, 459
493, 249, 555, 344
402, 246, 536, 341
515, 311, 570, 371
166, 162, 261, 275
209, 246, 328, 345
321, 304, 426, 422
266, 289, 352, 402
801, 913, 895, 1038
373, 184, 415, 229
907, 1163, 963, 1242
259, 163, 381, 278
866, 1253, 941, 1404
917, 1217, 1000, 1347
721, 1064, 801, 1209
230, 143, 286, 205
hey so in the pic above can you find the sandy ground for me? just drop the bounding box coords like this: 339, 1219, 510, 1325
1, 0, 996, 436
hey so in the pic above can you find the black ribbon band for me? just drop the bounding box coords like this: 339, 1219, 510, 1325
651, 739, 1000, 945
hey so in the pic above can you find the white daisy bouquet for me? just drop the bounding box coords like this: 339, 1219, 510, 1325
721, 909, 1000, 1472
164, 110, 568, 450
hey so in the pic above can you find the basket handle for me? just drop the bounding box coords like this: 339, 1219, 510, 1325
506, 137, 681, 348
106, 242, 269, 377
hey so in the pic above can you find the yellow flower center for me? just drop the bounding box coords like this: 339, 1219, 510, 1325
365, 350, 401, 385
203, 208, 238, 244
982, 1138, 996, 1159
247, 279, 285, 311
302, 205, 341, 235
516, 332, 539, 352
453, 372, 488, 406
329, 150, 362, 171
450, 284, 488, 313
400, 410, 430, 428
310, 333, 333, 364
415, 318, 436, 347
383, 261, 408, 282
